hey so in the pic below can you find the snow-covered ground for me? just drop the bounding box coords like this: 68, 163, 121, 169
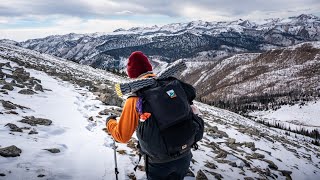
1, 43, 320, 180
249, 100, 320, 131
0, 58, 143, 180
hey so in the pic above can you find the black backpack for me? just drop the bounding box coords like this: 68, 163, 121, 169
136, 77, 204, 162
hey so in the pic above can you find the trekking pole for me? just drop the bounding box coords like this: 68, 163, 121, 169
113, 139, 119, 180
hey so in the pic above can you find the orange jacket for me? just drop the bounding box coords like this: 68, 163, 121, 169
106, 74, 156, 143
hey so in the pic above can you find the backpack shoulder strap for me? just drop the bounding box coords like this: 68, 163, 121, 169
125, 92, 138, 99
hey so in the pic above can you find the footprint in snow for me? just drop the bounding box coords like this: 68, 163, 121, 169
41, 126, 66, 136
104, 137, 115, 148
85, 122, 97, 132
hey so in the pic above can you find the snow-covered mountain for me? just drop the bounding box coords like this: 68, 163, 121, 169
15, 14, 320, 70
181, 41, 320, 113
1, 43, 320, 179
0, 39, 19, 46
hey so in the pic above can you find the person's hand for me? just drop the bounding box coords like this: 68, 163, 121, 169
191, 105, 201, 115
106, 114, 118, 126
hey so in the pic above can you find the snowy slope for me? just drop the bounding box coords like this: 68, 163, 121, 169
249, 100, 320, 130
0, 43, 126, 84
0, 58, 143, 179
1, 43, 320, 180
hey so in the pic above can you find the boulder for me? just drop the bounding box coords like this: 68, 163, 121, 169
98, 108, 121, 116
99, 94, 108, 102
18, 89, 36, 95
93, 83, 109, 92
19, 116, 52, 126
0, 145, 22, 157
44, 148, 60, 153
244, 142, 255, 149
1, 100, 29, 110
215, 151, 228, 159
34, 84, 43, 92
127, 172, 136, 180
61, 75, 71, 81
12, 68, 30, 82
97, 93, 123, 107
228, 162, 237, 167
263, 159, 278, 170
5, 123, 23, 132
13, 67, 24, 75
28, 130, 38, 135
216, 159, 231, 164
196, 170, 208, 180
206, 126, 228, 138
185, 169, 195, 177
251, 153, 265, 159
75, 79, 91, 87
117, 150, 127, 155
1, 84, 14, 91
280, 170, 292, 179
0, 62, 11, 68
5, 110, 18, 115
227, 138, 236, 144
1, 100, 16, 110
244, 177, 254, 180
126, 139, 138, 151
206, 171, 223, 180
204, 161, 217, 169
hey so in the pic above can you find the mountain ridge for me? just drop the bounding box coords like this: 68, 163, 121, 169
3, 13, 318, 70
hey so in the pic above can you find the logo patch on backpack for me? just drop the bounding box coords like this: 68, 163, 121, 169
166, 89, 176, 98
181, 144, 187, 150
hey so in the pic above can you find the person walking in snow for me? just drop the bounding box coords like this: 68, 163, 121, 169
106, 51, 203, 180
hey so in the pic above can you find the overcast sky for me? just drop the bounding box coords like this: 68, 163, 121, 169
1, 0, 320, 41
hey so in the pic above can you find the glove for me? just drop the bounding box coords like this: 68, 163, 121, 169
191, 105, 201, 115
106, 114, 118, 126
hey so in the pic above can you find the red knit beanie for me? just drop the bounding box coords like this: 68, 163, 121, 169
127, 51, 152, 78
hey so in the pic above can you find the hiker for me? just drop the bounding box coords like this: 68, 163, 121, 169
106, 51, 203, 180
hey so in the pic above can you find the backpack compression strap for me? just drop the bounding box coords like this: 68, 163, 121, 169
157, 60, 187, 80
115, 60, 187, 97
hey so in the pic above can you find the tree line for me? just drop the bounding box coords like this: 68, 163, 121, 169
198, 90, 319, 114
255, 119, 320, 146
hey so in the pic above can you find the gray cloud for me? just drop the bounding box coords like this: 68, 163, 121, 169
109, 0, 320, 17
0, 0, 319, 19
0, 0, 97, 17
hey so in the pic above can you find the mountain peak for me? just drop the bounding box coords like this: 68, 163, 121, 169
290, 14, 319, 20
238, 20, 255, 28
113, 28, 126, 32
